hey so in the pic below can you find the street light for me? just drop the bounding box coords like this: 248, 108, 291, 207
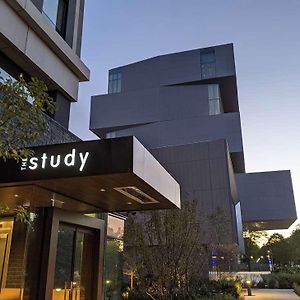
246, 280, 252, 296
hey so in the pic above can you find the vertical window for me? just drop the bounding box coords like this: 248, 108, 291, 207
108, 72, 122, 94
0, 67, 15, 82
201, 50, 216, 79
208, 84, 223, 115
42, 0, 68, 38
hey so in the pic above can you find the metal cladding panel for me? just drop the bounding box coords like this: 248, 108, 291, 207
236, 171, 297, 230
150, 139, 239, 244
91, 84, 209, 135
133, 138, 180, 209
96, 113, 243, 155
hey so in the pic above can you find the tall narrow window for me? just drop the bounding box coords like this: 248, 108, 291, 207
201, 50, 216, 79
108, 72, 122, 94
208, 84, 223, 115
43, 0, 68, 38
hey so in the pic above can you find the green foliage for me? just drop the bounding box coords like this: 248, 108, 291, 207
208, 207, 231, 245
294, 283, 300, 297
0, 74, 56, 161
288, 225, 300, 264
127, 289, 153, 300
127, 280, 241, 300
105, 239, 124, 299
258, 273, 300, 289
124, 201, 208, 300
0, 203, 31, 224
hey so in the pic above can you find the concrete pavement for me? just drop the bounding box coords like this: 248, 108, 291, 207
244, 289, 299, 299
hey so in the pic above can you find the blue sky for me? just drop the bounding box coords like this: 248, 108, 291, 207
69, 0, 300, 233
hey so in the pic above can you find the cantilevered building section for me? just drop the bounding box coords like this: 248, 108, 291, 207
90, 43, 297, 243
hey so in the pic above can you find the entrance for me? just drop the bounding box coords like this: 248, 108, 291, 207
41, 208, 105, 300
52, 224, 95, 300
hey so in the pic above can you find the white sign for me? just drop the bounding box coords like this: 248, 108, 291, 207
21, 148, 89, 172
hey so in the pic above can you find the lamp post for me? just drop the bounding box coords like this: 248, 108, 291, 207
267, 250, 273, 272
246, 280, 252, 296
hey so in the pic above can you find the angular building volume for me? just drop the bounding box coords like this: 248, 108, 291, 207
90, 43, 297, 245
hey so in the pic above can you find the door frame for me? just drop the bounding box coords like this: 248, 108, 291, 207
38, 208, 105, 300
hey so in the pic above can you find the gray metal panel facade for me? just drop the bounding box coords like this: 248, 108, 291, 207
236, 171, 297, 230
90, 43, 297, 236
151, 139, 238, 244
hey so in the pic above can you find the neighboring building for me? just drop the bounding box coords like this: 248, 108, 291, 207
90, 44, 297, 246
0, 1, 180, 300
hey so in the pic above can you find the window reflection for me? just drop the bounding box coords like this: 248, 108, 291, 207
108, 72, 122, 94
42, 0, 68, 38
201, 50, 216, 79
208, 84, 223, 115
105, 214, 125, 300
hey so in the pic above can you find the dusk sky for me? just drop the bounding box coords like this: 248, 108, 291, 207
69, 0, 300, 233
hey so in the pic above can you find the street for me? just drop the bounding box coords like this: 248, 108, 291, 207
244, 289, 299, 299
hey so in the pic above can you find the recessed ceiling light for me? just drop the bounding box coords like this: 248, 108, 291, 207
127, 202, 133, 205
100, 188, 106, 192
14, 194, 19, 198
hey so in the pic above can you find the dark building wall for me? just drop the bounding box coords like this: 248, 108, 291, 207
116, 44, 236, 92
90, 44, 244, 245
150, 139, 239, 244
90, 44, 244, 172
90, 43, 297, 235
236, 171, 297, 230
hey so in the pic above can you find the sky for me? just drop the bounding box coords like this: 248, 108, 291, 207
69, 0, 300, 235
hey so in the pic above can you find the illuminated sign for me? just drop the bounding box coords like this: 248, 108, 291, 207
21, 148, 89, 172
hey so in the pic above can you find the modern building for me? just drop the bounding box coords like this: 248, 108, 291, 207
90, 43, 298, 246
0, 1, 180, 299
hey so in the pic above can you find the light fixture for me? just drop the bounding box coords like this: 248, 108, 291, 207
114, 186, 158, 204
14, 194, 19, 198
55, 288, 62, 292
127, 202, 133, 205
100, 188, 106, 192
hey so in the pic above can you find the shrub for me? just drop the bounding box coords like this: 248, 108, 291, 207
294, 283, 300, 297
259, 273, 300, 289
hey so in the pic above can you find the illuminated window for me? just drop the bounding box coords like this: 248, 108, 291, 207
108, 72, 122, 94
43, 0, 68, 38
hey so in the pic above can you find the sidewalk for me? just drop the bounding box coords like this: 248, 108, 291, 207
243, 289, 299, 299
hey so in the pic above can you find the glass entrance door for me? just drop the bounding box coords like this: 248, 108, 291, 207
39, 208, 104, 300
52, 224, 95, 300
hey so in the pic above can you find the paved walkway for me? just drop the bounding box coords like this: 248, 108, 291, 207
244, 289, 299, 299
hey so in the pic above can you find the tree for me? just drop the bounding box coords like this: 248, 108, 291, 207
207, 207, 240, 274
0, 74, 56, 161
286, 225, 300, 265
243, 230, 267, 271
261, 233, 290, 266
123, 201, 207, 300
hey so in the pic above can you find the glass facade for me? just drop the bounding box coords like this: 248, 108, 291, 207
200, 50, 216, 79
0, 208, 46, 300
108, 72, 122, 94
105, 214, 125, 300
42, 0, 68, 38
208, 84, 223, 115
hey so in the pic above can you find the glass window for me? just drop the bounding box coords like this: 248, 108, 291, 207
201, 50, 216, 64
208, 84, 223, 115
201, 50, 216, 79
105, 214, 125, 300
0, 67, 15, 82
42, 0, 68, 38
108, 72, 122, 94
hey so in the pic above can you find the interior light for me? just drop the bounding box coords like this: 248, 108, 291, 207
55, 288, 62, 292
100, 188, 106, 192
14, 194, 19, 198
127, 202, 133, 205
